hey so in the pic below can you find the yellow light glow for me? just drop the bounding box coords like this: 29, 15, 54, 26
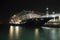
34, 28, 39, 40
18, 20, 22, 22
14, 22, 20, 24
10, 18, 22, 24
35, 28, 39, 34
15, 26, 19, 39
15, 26, 19, 34
9, 26, 14, 39
11, 19, 13, 22
35, 28, 39, 36
15, 26, 22, 39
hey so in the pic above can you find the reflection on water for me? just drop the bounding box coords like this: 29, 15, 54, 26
9, 25, 22, 40
58, 28, 60, 37
35, 28, 39, 36
8, 26, 60, 40
42, 27, 60, 40
51, 29, 57, 40
34, 28, 39, 40
9, 25, 14, 39
15, 26, 19, 39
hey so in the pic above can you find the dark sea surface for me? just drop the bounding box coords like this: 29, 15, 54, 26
0, 25, 60, 40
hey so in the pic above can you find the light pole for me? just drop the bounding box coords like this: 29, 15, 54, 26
52, 11, 55, 21
46, 8, 49, 17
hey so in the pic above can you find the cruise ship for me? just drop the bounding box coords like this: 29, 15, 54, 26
9, 10, 53, 27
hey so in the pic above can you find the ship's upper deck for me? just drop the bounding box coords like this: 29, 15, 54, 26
9, 10, 60, 24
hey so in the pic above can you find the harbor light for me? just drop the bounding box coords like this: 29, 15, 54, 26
46, 8, 49, 17
46, 8, 49, 10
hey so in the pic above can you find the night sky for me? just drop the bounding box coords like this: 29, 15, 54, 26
0, 0, 60, 24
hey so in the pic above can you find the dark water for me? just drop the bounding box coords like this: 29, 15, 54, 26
0, 25, 60, 40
